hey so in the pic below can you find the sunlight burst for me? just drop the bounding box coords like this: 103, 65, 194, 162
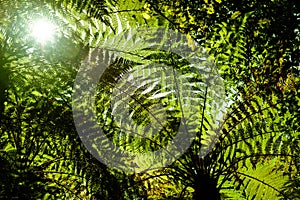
30, 19, 56, 43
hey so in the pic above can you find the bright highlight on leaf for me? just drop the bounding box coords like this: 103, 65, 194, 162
30, 19, 56, 43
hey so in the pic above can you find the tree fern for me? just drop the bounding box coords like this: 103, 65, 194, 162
2, 0, 299, 199
0, 0, 136, 198
133, 2, 300, 199
72, 24, 227, 174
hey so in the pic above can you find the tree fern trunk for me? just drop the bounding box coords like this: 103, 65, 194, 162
0, 66, 9, 115
192, 173, 221, 200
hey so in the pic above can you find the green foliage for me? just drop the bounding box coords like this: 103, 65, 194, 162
0, 0, 135, 199
0, 0, 299, 199
142, 0, 300, 199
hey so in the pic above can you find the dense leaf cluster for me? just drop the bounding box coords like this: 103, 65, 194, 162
0, 0, 299, 199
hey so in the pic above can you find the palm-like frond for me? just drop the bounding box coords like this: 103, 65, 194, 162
133, 2, 300, 199
1, 0, 299, 199
0, 0, 136, 198
214, 87, 298, 199
72, 24, 227, 174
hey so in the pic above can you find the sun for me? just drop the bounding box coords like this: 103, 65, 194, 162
30, 19, 56, 43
